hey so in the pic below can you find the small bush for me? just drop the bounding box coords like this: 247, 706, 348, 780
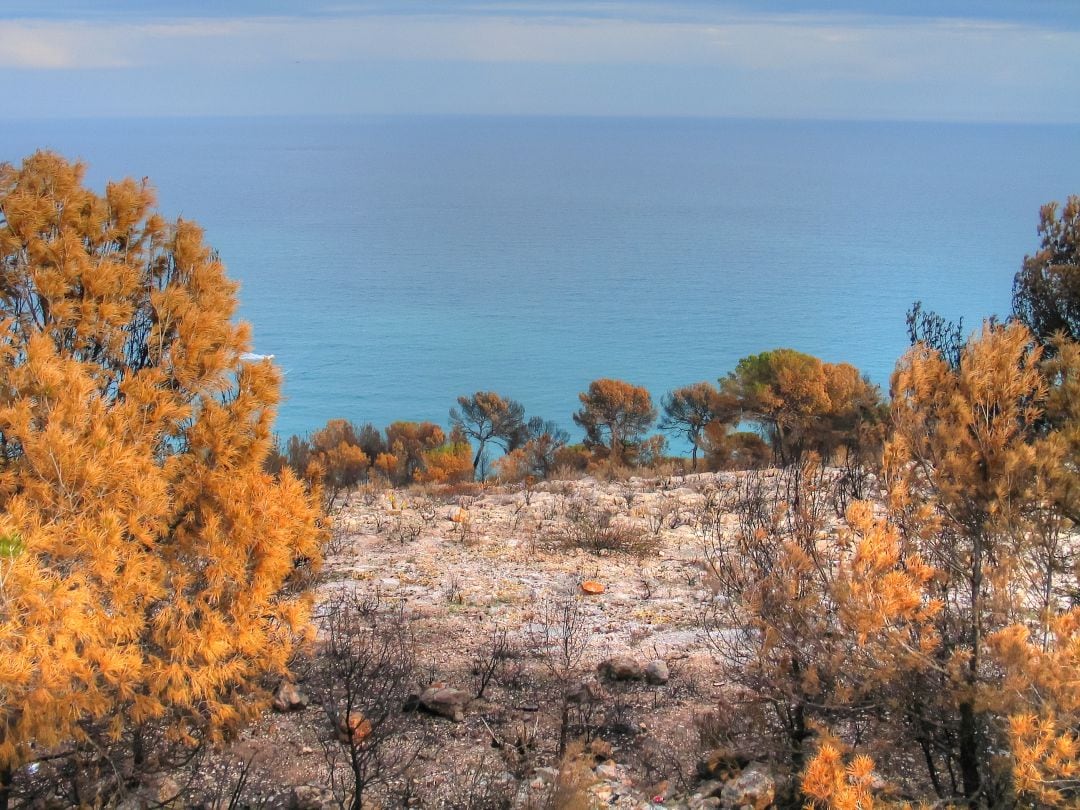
556, 499, 660, 557
553, 444, 593, 473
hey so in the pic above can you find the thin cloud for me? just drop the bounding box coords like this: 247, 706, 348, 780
0, 21, 132, 68
3, 4, 1078, 121
5, 11, 1076, 76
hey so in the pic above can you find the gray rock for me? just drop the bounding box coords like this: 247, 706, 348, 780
565, 678, 606, 705
419, 685, 470, 722
289, 785, 337, 810
595, 760, 619, 780
153, 776, 182, 807
695, 780, 723, 798
533, 766, 559, 785
597, 655, 643, 681
116, 775, 183, 810
645, 659, 670, 685
335, 710, 372, 744
719, 764, 775, 810
272, 680, 309, 712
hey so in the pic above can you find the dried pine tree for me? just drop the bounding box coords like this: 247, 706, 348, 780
0, 152, 325, 792
885, 320, 1067, 803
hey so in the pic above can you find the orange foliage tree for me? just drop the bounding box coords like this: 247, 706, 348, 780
801, 741, 882, 810
492, 417, 570, 482
572, 378, 655, 464
0, 152, 324, 792
702, 462, 938, 779
449, 391, 526, 475
299, 419, 371, 509
384, 421, 446, 484
698, 425, 772, 471
764, 323, 1080, 807
722, 349, 885, 467
658, 381, 738, 470
415, 431, 474, 485
886, 322, 1050, 801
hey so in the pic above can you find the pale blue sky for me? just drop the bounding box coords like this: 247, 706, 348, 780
2, 1, 1079, 121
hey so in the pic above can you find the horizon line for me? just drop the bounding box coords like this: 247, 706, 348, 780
8, 110, 1080, 127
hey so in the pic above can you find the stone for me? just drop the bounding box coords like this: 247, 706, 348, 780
533, 767, 559, 785
116, 775, 181, 809
689, 797, 722, 810
151, 775, 182, 807
565, 678, 606, 705
419, 685, 470, 721
595, 760, 619, 780
597, 655, 644, 681
272, 680, 309, 712
289, 785, 337, 810
644, 659, 670, 685
592, 784, 615, 803
336, 711, 372, 744
719, 764, 775, 810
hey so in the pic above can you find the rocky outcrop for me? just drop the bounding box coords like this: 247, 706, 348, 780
272, 680, 309, 712
597, 655, 644, 681
565, 678, 607, 705
418, 684, 470, 722
289, 785, 337, 810
719, 764, 775, 810
644, 659, 670, 685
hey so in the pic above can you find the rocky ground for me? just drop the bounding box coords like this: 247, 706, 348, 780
254, 470, 786, 809
20, 470, 801, 809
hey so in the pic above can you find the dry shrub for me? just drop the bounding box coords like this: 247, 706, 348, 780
434, 753, 516, 809
547, 464, 588, 483
586, 459, 636, 482
553, 445, 593, 473
421, 479, 486, 499
555, 499, 660, 557
544, 741, 596, 810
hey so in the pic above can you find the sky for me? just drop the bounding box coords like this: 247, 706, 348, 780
1, 1, 1079, 122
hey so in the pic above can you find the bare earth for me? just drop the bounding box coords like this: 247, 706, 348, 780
86, 472, 792, 809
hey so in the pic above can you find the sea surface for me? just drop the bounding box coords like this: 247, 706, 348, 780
4, 115, 1080, 446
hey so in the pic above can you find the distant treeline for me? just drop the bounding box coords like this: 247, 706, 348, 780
268, 347, 887, 501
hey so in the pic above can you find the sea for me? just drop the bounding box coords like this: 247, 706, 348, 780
4, 115, 1080, 447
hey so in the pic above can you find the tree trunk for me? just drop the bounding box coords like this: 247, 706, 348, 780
786, 700, 809, 772
0, 764, 11, 810
914, 709, 944, 798
959, 530, 985, 801
786, 660, 809, 771
919, 737, 943, 798
958, 701, 981, 801
132, 726, 145, 770
351, 748, 364, 810
558, 699, 571, 759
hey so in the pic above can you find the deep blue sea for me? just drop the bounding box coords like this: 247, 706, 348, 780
5, 115, 1080, 445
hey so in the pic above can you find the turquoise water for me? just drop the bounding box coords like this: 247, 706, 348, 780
4, 115, 1080, 442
